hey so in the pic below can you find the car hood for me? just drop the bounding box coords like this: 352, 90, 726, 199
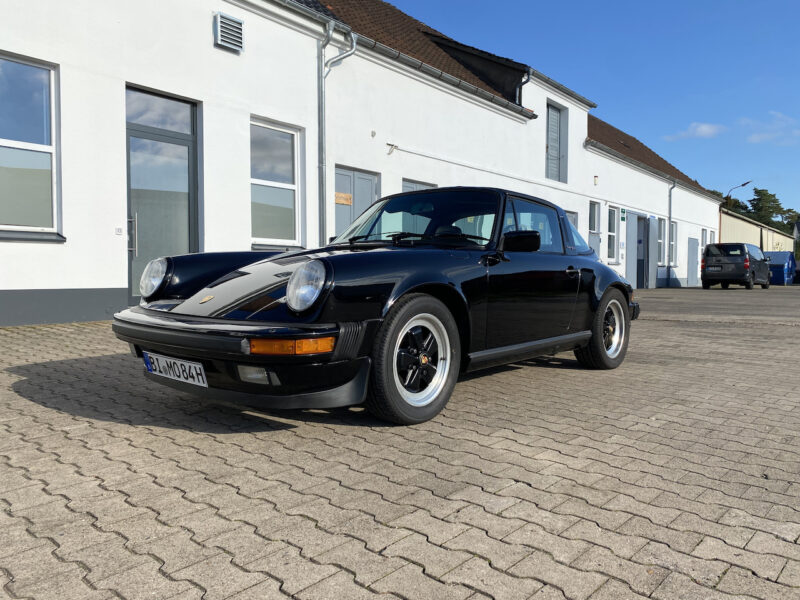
153, 244, 472, 323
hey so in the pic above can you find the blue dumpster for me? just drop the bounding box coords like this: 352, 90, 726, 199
765, 251, 796, 285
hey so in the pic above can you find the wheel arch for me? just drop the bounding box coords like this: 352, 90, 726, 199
386, 283, 471, 370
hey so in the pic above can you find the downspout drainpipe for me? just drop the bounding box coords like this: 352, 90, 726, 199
515, 69, 531, 105
667, 179, 676, 287
317, 21, 335, 247
317, 29, 358, 247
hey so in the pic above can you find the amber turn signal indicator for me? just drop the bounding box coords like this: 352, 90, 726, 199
248, 336, 336, 355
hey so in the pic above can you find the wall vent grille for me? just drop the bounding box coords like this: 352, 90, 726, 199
214, 13, 243, 53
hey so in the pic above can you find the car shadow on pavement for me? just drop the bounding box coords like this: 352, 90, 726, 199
7, 352, 360, 433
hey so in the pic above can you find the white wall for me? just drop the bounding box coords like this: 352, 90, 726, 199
0, 0, 722, 301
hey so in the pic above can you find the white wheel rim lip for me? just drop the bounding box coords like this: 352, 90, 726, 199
603, 299, 626, 359
392, 313, 451, 407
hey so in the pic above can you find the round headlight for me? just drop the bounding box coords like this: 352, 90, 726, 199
286, 260, 327, 312
139, 257, 167, 298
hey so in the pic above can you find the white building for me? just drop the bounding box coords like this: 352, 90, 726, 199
0, 0, 721, 325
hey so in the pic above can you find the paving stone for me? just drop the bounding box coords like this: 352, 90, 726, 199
561, 519, 647, 559
384, 533, 470, 577
510, 550, 608, 600
370, 564, 472, 600
504, 523, 591, 563
170, 553, 267, 600
442, 556, 544, 600
244, 545, 339, 596
717, 566, 800, 599
316, 539, 406, 585
571, 545, 669, 595
631, 540, 727, 587
5, 294, 800, 600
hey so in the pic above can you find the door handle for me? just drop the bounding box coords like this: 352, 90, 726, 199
565, 266, 580, 276
127, 212, 138, 257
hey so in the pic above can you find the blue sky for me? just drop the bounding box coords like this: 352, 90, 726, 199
390, 0, 800, 211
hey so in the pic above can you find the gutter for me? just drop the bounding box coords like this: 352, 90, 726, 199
528, 67, 596, 109
667, 180, 676, 288
317, 20, 335, 247
515, 69, 531, 105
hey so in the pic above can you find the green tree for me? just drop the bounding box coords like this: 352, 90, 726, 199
747, 188, 784, 229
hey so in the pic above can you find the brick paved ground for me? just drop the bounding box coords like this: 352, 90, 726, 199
1, 286, 799, 599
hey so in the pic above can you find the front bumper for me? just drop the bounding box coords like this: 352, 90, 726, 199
112, 307, 380, 409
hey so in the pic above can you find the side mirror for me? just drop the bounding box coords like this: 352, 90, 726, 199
765, 256, 772, 262
328, 236, 337, 243
500, 230, 541, 253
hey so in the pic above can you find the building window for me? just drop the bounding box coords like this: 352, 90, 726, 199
710, 230, 716, 244
701, 228, 708, 249
669, 221, 677, 265
607, 207, 618, 262
565, 211, 578, 228
545, 103, 567, 183
589, 201, 600, 232
657, 218, 666, 264
402, 179, 436, 192
250, 121, 300, 245
0, 55, 57, 232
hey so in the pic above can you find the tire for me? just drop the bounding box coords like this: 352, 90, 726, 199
365, 294, 461, 424
745, 274, 754, 290
721, 283, 730, 289
573, 288, 630, 370
762, 280, 770, 289
702, 281, 711, 289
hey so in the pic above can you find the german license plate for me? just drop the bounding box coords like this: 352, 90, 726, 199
706, 265, 722, 271
143, 351, 208, 387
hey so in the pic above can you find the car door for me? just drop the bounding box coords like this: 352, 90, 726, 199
753, 246, 769, 282
486, 197, 580, 348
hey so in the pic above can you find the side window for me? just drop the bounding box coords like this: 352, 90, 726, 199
510, 198, 564, 253
567, 220, 591, 253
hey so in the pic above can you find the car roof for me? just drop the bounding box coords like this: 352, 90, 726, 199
383, 186, 563, 213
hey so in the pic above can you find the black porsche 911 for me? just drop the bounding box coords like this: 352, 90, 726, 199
113, 187, 639, 424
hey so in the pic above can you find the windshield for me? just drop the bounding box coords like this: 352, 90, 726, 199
706, 244, 745, 257
332, 189, 501, 246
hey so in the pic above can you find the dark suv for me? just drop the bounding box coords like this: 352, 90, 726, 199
702, 243, 770, 289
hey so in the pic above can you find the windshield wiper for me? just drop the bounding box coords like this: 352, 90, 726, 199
347, 231, 428, 245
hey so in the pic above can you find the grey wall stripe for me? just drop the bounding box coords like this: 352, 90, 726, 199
0, 288, 129, 326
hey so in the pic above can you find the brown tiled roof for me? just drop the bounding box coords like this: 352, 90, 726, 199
321, 0, 505, 98
587, 115, 705, 191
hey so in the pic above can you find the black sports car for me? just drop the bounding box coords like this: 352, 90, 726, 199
113, 187, 639, 424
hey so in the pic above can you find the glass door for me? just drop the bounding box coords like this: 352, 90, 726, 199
126, 89, 197, 304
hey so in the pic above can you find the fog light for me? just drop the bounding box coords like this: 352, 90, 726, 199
237, 365, 269, 384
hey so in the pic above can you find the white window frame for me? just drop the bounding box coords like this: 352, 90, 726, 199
669, 221, 677, 266
589, 201, 600, 233
0, 53, 58, 234
657, 218, 666, 265
607, 206, 619, 263
701, 228, 708, 249
250, 119, 302, 247
710, 230, 716, 244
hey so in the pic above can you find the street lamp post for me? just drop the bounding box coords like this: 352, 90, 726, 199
724, 180, 751, 210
